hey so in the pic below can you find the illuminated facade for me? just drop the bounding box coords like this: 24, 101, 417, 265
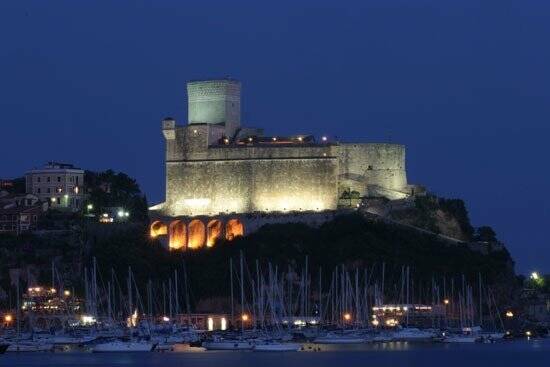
150, 78, 418, 250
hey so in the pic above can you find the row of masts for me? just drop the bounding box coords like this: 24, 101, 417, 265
15, 254, 504, 332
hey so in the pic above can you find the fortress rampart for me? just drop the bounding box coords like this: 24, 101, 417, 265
151, 78, 417, 250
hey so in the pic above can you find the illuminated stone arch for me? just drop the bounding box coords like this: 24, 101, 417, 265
169, 220, 187, 250
188, 219, 206, 249
150, 221, 168, 238
207, 219, 223, 247
225, 218, 244, 240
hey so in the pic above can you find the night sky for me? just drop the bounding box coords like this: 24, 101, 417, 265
1, 1, 548, 274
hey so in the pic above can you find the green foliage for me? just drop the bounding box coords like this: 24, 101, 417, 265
88, 214, 515, 307
438, 198, 475, 240
474, 226, 498, 242
85, 170, 149, 222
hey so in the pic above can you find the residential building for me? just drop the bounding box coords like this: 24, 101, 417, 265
25, 162, 85, 211
0, 191, 45, 234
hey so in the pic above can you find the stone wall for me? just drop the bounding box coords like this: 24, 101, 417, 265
338, 143, 407, 199
165, 155, 338, 217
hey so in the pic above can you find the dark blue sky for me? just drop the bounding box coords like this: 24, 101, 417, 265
1, 1, 548, 274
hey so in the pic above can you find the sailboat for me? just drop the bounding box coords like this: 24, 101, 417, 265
93, 267, 155, 352
313, 332, 367, 344
253, 340, 302, 352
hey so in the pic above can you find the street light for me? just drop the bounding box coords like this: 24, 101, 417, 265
530, 272, 539, 280
443, 299, 450, 305
241, 314, 249, 321
87, 204, 93, 211
343, 313, 352, 321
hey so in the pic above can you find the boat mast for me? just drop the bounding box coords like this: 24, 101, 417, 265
240, 250, 245, 334
230, 258, 234, 327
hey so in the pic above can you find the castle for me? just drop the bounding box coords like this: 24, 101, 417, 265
150, 78, 420, 250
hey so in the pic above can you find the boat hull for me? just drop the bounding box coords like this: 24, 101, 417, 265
92, 341, 155, 352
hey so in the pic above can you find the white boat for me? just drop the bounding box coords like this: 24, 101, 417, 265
253, 342, 302, 352
92, 340, 155, 352
392, 328, 436, 341
443, 335, 480, 343
313, 333, 367, 344
202, 339, 254, 350
6, 341, 54, 352
35, 334, 97, 345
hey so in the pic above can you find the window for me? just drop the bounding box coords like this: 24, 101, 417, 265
47, 176, 50, 182
33, 215, 37, 221
47, 188, 50, 193
57, 176, 61, 182
37, 188, 41, 194
26, 199, 32, 206
37, 176, 41, 183
57, 198, 61, 204
76, 176, 79, 184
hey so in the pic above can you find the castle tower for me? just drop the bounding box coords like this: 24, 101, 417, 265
187, 78, 241, 138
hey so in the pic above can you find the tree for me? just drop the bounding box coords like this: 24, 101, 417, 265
475, 226, 497, 242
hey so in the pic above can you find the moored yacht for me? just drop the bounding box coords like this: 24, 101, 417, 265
92, 340, 156, 352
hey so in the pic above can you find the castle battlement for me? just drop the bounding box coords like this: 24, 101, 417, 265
151, 78, 414, 250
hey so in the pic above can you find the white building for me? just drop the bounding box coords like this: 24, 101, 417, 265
25, 162, 85, 211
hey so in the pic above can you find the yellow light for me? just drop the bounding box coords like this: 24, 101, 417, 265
526, 331, 532, 337
530, 272, 539, 280
443, 299, 450, 305
372, 319, 379, 326
221, 317, 227, 331
207, 317, 214, 331
241, 314, 249, 321
87, 204, 93, 210
402, 306, 408, 311
64, 290, 70, 296
81, 315, 96, 325
223, 138, 229, 144
50, 288, 56, 293
506, 311, 514, 318
343, 313, 351, 321
272, 137, 277, 141
162, 316, 170, 322
4, 314, 13, 322
297, 136, 303, 142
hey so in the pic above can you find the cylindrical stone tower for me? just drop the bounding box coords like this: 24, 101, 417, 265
187, 78, 241, 138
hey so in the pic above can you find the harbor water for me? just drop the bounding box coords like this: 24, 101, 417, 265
2, 339, 549, 367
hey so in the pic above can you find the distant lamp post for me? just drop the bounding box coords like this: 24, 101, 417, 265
505, 311, 514, 318
87, 204, 93, 211
530, 272, 539, 280
343, 313, 352, 321
443, 299, 450, 305
4, 314, 13, 323
241, 314, 249, 322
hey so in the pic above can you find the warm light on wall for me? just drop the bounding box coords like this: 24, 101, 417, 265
207, 317, 214, 331
226, 219, 244, 240
207, 219, 223, 247
150, 221, 168, 238
188, 219, 206, 248
169, 220, 186, 250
